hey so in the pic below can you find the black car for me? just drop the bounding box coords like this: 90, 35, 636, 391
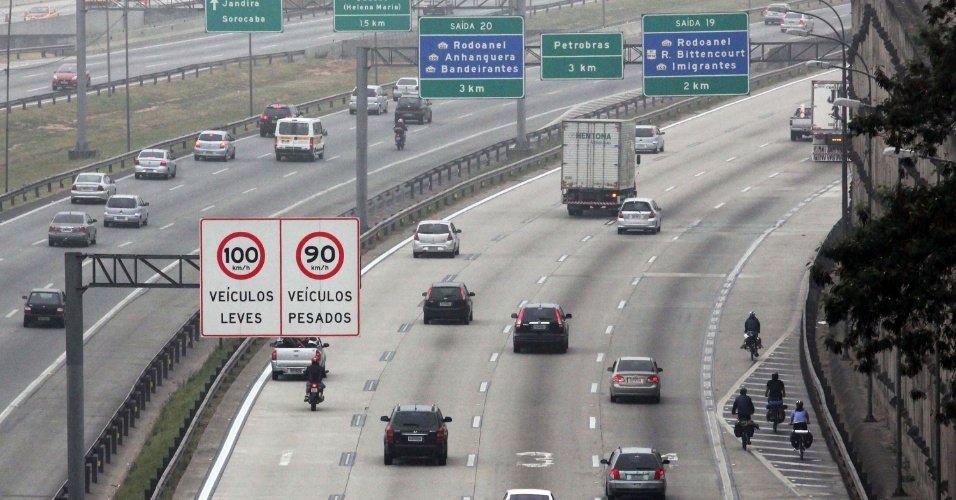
381, 404, 452, 465
422, 282, 474, 324
258, 104, 301, 137
394, 96, 433, 125
22, 288, 66, 328
511, 302, 571, 353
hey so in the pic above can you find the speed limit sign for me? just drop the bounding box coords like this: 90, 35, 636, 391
200, 218, 359, 338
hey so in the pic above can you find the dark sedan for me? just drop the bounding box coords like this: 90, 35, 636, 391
394, 96, 433, 124
422, 282, 474, 324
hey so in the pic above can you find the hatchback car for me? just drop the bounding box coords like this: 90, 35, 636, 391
781, 12, 814, 32
422, 282, 474, 324
617, 197, 663, 234
350, 85, 389, 115
104, 195, 149, 228
762, 3, 789, 24
70, 172, 116, 204
503, 490, 554, 500
395, 96, 433, 124
22, 288, 66, 328
52, 63, 91, 91
608, 357, 663, 403
194, 130, 236, 161
511, 303, 571, 353
381, 404, 452, 465
393, 76, 420, 100
635, 125, 665, 154
135, 149, 177, 179
601, 447, 670, 500
412, 220, 461, 258
49, 211, 97, 246
258, 104, 301, 137
23, 5, 57, 19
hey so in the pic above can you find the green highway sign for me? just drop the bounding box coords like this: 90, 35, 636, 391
541, 33, 623, 80
334, 0, 411, 32
642, 13, 750, 96
419, 16, 525, 99
205, 0, 283, 33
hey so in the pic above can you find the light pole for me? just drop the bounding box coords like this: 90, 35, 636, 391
4, 0, 12, 193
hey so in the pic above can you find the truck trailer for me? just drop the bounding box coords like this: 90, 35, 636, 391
561, 118, 637, 216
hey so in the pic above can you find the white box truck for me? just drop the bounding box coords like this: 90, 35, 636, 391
561, 118, 637, 216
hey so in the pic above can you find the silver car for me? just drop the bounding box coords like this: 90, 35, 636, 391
601, 447, 670, 499
608, 356, 663, 403
349, 85, 389, 115
194, 130, 236, 161
135, 149, 178, 179
412, 220, 461, 258
617, 197, 663, 234
48, 211, 97, 246
635, 125, 665, 154
70, 172, 116, 204
781, 12, 814, 33
393, 77, 420, 101
762, 3, 788, 25
104, 194, 149, 228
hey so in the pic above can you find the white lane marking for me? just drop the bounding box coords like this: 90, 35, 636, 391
558, 254, 568, 262
327, 155, 341, 161
160, 223, 174, 230
759, 142, 770, 148
631, 277, 640, 286
22, 72, 46, 78
259, 44, 278, 49
0, 258, 3, 263
605, 325, 613, 335
82, 259, 92, 267
461, 112, 474, 118
726, 157, 737, 162
502, 324, 512, 334
201, 205, 215, 212
479, 381, 489, 392
547, 90, 561, 95
118, 241, 132, 248
283, 171, 298, 178
5, 309, 17, 318
592, 455, 601, 467
673, 236, 680, 241
28, 86, 49, 92
665, 185, 676, 192
279, 451, 293, 466
472, 416, 481, 428
145, 63, 167, 68
581, 235, 592, 242
770, 172, 780, 178
242, 188, 257, 194
715, 202, 726, 209
370, 141, 384, 147
617, 300, 626, 309
411, 126, 430, 133
212, 168, 228, 175
489, 352, 499, 362
800, 157, 810, 163
536, 276, 547, 284
596, 353, 605, 363
742, 186, 752, 193
257, 153, 271, 159
467, 454, 477, 467
648, 256, 657, 263
31, 239, 45, 246
695, 171, 706, 177
169, 185, 183, 191
498, 102, 510, 107
44, 283, 53, 289
590, 382, 598, 393
589, 416, 596, 429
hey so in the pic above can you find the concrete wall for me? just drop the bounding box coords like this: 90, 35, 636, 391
0, 8, 200, 49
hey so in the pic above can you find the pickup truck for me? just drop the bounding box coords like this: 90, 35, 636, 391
790, 105, 812, 141
271, 337, 329, 381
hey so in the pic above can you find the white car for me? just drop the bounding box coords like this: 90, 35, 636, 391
135, 149, 178, 179
70, 172, 116, 204
412, 220, 461, 258
617, 197, 663, 234
503, 490, 554, 500
349, 85, 389, 115
635, 125, 665, 154
393, 77, 420, 100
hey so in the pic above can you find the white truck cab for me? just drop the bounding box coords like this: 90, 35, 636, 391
274, 117, 328, 162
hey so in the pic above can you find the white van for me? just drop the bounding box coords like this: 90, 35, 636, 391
274, 117, 328, 162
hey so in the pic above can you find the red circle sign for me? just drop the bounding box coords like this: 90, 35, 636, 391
216, 232, 266, 280
296, 232, 345, 280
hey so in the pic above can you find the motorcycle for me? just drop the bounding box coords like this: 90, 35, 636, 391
766, 400, 788, 432
743, 331, 761, 360
790, 426, 813, 459
306, 383, 325, 411
394, 131, 406, 150
733, 417, 758, 450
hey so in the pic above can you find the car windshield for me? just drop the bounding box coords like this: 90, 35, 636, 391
635, 128, 656, 138
75, 173, 102, 183
617, 359, 655, 372
615, 453, 660, 470
29, 292, 61, 304
107, 197, 136, 208
52, 213, 84, 224
139, 151, 163, 158
278, 122, 311, 135
522, 307, 557, 322
621, 201, 652, 212
429, 287, 462, 300
418, 223, 450, 234
29, 6, 47, 13
57, 65, 77, 73
399, 97, 422, 107
397, 78, 417, 86
199, 132, 224, 141
392, 411, 439, 427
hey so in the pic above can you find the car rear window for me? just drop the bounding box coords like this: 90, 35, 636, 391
353, 88, 379, 97
278, 122, 311, 135
399, 97, 422, 107
199, 132, 224, 141
785, 12, 802, 20
621, 201, 652, 212
75, 173, 101, 183
635, 128, 656, 138
107, 197, 136, 208
418, 223, 450, 234
53, 213, 84, 223
614, 453, 661, 470
767, 5, 788, 13
392, 411, 439, 427
617, 359, 655, 372
29, 292, 61, 304
264, 107, 292, 118
521, 307, 557, 322
429, 287, 462, 300
508, 496, 550, 500
139, 151, 163, 158
397, 78, 418, 86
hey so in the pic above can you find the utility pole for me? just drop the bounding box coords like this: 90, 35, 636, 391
72, 0, 95, 159
355, 47, 369, 232
514, 0, 527, 151
65, 252, 85, 500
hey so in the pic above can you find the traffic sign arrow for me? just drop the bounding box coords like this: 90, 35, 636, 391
209, 0, 217, 10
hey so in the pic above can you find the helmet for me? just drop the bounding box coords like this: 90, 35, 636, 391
771, 373, 779, 380
795, 400, 804, 409
311, 356, 320, 365
398, 118, 404, 123
749, 311, 756, 317
740, 387, 748, 395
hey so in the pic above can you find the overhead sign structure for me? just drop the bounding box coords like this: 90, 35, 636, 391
205, 0, 283, 32
642, 13, 750, 96
200, 218, 360, 337
419, 16, 525, 99
333, 0, 411, 32
541, 33, 623, 80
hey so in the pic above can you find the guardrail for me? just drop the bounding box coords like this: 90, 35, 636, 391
1, 44, 74, 59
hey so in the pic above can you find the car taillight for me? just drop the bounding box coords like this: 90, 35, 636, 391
24, 306, 31, 313
77, 226, 86, 232
311, 383, 318, 389
655, 468, 665, 480
609, 468, 621, 480
446, 232, 453, 241
195, 141, 201, 148
763, 8, 768, 14
71, 184, 77, 191
460, 289, 465, 299
436, 427, 445, 443
314, 352, 321, 361
612, 374, 624, 383
309, 138, 314, 148
274, 137, 278, 146
647, 375, 659, 383
555, 309, 563, 327
425, 287, 431, 299
414, 232, 420, 241
618, 211, 623, 218
799, 19, 805, 25
161, 160, 169, 166
134, 158, 140, 165
97, 185, 104, 191
649, 210, 657, 218
49, 225, 56, 232
220, 141, 228, 149
385, 426, 394, 442
515, 308, 524, 328
56, 307, 64, 315
260, 114, 269, 120
271, 350, 277, 360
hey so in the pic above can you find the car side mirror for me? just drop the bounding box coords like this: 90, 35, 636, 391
511, 313, 518, 319
443, 416, 452, 422
564, 313, 572, 319
455, 229, 462, 233
422, 291, 427, 297
144, 202, 150, 206
21, 295, 27, 300
607, 366, 613, 372
270, 340, 279, 347
662, 458, 670, 464
323, 130, 329, 136
468, 292, 475, 296
660, 131, 665, 135
322, 343, 329, 348
380, 416, 390, 422
657, 367, 663, 372
600, 459, 610, 465
425, 100, 432, 105
296, 112, 304, 117
91, 218, 98, 223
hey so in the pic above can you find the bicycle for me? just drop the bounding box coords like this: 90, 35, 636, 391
790, 424, 812, 459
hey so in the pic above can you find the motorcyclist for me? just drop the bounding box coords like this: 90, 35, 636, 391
303, 356, 326, 401
743, 311, 763, 350
393, 118, 408, 137
790, 400, 810, 431
765, 373, 786, 402
731, 387, 757, 443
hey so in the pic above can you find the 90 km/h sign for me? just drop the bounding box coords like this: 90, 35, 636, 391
201, 218, 360, 337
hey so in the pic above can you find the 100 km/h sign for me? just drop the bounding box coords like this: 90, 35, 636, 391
200, 218, 360, 337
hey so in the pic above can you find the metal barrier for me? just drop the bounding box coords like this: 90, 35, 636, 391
2, 44, 74, 59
